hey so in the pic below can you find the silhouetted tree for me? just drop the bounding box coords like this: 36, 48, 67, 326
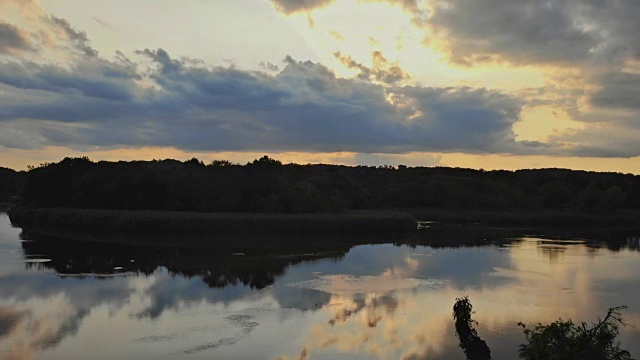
452, 298, 634, 360
0, 167, 23, 204
453, 297, 492, 360
209, 159, 237, 167
518, 306, 634, 360
12, 157, 640, 215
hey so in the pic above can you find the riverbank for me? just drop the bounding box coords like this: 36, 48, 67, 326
404, 207, 640, 228
7, 207, 417, 245
8, 206, 640, 248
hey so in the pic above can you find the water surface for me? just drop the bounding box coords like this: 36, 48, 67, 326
1, 213, 639, 359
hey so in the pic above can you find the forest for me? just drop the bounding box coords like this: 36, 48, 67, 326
3, 156, 640, 216
0, 166, 22, 207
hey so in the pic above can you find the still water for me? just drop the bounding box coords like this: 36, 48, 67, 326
1, 212, 639, 359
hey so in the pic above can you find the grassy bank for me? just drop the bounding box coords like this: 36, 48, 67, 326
404, 207, 640, 228
8, 207, 417, 245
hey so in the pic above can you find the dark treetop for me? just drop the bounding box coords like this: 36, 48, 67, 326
8, 156, 640, 215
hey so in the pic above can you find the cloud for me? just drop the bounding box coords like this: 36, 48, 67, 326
265, 0, 630, 70
0, 47, 529, 155
590, 72, 640, 110
3, 2, 638, 160
392, 85, 522, 152
425, 1, 597, 66
92, 17, 110, 28
0, 295, 82, 360
48, 15, 98, 57
260, 62, 280, 72
422, 0, 640, 67
401, 1, 640, 159
352, 153, 442, 167
2, 1, 638, 160
270, 0, 419, 14
548, 122, 640, 158
335, 51, 409, 85
0, 22, 32, 55
0, 59, 138, 102
0, 2, 101, 57
270, 0, 334, 14
0, 0, 47, 22
328, 30, 344, 41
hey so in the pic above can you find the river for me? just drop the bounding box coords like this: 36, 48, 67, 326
1, 213, 639, 359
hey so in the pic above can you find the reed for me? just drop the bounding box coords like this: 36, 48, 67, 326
8, 206, 417, 244
405, 208, 640, 228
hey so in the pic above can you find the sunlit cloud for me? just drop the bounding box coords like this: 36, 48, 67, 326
0, 45, 527, 154
0, 0, 639, 171
0, 294, 79, 360
0, 22, 33, 55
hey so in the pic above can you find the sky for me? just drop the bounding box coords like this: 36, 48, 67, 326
1, 0, 640, 173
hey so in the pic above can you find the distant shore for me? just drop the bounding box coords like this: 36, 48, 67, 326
6, 206, 640, 249
7, 207, 418, 245
403, 207, 640, 228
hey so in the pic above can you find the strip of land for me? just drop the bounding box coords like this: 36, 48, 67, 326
4, 157, 640, 246
8, 206, 417, 245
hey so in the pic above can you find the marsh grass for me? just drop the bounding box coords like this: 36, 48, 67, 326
406, 208, 640, 228
8, 207, 417, 245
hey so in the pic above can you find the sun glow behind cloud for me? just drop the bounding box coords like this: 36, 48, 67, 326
0, 0, 640, 172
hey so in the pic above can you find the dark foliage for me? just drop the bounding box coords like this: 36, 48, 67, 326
0, 166, 23, 204
14, 157, 640, 215
21, 233, 350, 291
518, 306, 634, 360
453, 297, 492, 360
453, 298, 635, 360
8, 207, 417, 238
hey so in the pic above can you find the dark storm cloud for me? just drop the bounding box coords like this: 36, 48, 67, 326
272, 0, 636, 67
590, 72, 640, 110
269, 0, 640, 67
269, 0, 640, 147
0, 59, 137, 102
0, 49, 525, 154
563, 137, 640, 158
546, 117, 640, 158
394, 86, 522, 152
425, 0, 640, 66
427, 0, 597, 66
0, 22, 32, 54
415, 0, 640, 158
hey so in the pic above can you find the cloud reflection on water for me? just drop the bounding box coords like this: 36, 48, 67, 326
2, 211, 640, 359
278, 240, 640, 359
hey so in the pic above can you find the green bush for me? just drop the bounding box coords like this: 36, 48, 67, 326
518, 306, 634, 360
453, 298, 634, 360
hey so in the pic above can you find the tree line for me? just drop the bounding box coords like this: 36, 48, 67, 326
0, 166, 23, 204
5, 156, 640, 214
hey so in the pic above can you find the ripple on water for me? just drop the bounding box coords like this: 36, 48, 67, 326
181, 314, 261, 355
183, 337, 240, 354
285, 274, 447, 294
22, 258, 52, 263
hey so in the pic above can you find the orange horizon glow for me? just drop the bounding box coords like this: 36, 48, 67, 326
1, 146, 639, 175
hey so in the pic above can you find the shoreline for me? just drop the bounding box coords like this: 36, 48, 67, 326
7, 206, 640, 249
8, 207, 418, 246
403, 207, 640, 228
